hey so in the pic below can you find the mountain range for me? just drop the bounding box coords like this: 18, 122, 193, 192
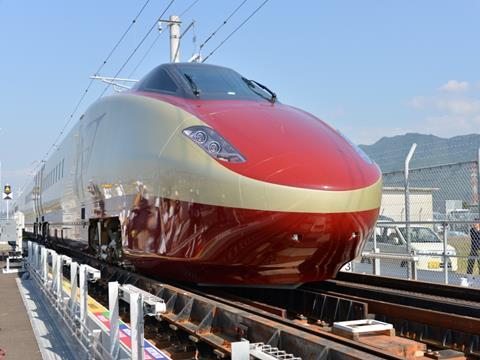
359, 133, 480, 173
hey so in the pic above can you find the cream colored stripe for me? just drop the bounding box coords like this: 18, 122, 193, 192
108, 94, 383, 214
127, 97, 383, 214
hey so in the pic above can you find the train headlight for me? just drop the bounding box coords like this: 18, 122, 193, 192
194, 131, 207, 144
208, 141, 221, 154
183, 126, 246, 163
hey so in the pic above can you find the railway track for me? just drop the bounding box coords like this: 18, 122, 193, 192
214, 273, 480, 358
28, 238, 479, 359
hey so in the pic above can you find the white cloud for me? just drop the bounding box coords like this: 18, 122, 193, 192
407, 80, 480, 138
435, 98, 480, 115
408, 96, 429, 109
439, 80, 469, 92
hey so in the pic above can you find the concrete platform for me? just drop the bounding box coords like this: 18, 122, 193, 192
0, 261, 41, 359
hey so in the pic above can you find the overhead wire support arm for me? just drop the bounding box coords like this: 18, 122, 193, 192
89, 76, 139, 91
98, 0, 176, 99
89, 76, 139, 83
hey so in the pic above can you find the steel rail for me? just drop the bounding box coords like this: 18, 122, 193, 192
335, 272, 480, 303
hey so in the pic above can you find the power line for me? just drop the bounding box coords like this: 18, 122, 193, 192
42, 0, 152, 162
98, 0, 176, 99
180, 0, 200, 16
198, 0, 248, 53
202, 0, 270, 63
127, 31, 163, 78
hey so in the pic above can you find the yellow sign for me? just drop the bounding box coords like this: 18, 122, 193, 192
4, 185, 11, 195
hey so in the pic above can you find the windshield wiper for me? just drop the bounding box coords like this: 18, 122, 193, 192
184, 73, 200, 97
242, 77, 277, 103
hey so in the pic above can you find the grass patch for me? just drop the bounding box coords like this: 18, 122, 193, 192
449, 235, 480, 275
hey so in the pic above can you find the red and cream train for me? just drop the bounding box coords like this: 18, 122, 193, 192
18, 63, 382, 286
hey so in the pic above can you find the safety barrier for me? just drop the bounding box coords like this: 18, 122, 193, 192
25, 241, 301, 360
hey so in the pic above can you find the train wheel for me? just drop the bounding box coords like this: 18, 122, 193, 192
89, 218, 122, 264
104, 218, 122, 264
88, 221, 99, 254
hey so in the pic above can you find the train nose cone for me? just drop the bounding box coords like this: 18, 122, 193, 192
194, 101, 380, 191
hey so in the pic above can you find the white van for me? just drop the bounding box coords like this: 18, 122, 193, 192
364, 226, 458, 271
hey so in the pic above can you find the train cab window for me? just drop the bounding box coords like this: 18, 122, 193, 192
141, 69, 178, 94
138, 63, 276, 102
177, 64, 274, 101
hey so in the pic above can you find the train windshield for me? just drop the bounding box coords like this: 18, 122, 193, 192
175, 64, 274, 101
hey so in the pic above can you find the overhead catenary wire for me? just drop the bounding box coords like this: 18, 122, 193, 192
98, 0, 176, 99
127, 31, 163, 78
180, 0, 200, 16
41, 0, 153, 162
202, 0, 270, 63
197, 0, 248, 53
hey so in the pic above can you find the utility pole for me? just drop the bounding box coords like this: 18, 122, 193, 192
169, 15, 181, 63
477, 147, 480, 217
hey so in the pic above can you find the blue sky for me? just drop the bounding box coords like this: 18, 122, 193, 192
1, 0, 479, 193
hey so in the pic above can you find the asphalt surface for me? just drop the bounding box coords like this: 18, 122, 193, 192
0, 261, 42, 359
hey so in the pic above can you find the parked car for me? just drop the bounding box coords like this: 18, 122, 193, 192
364, 225, 458, 271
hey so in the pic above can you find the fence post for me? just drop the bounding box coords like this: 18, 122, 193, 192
372, 230, 380, 275
443, 223, 449, 284
405, 143, 417, 280
477, 148, 480, 217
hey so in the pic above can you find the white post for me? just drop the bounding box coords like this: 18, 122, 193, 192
27, 241, 32, 264
70, 261, 78, 314
16, 212, 24, 253
404, 143, 417, 280
169, 15, 181, 63
231, 341, 250, 360
56, 255, 63, 301
109, 282, 120, 359
33, 242, 38, 270
41, 246, 48, 284
51, 251, 58, 290
79, 264, 88, 325
130, 292, 145, 360
443, 225, 449, 284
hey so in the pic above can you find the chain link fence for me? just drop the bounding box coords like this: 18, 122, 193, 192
350, 142, 480, 288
